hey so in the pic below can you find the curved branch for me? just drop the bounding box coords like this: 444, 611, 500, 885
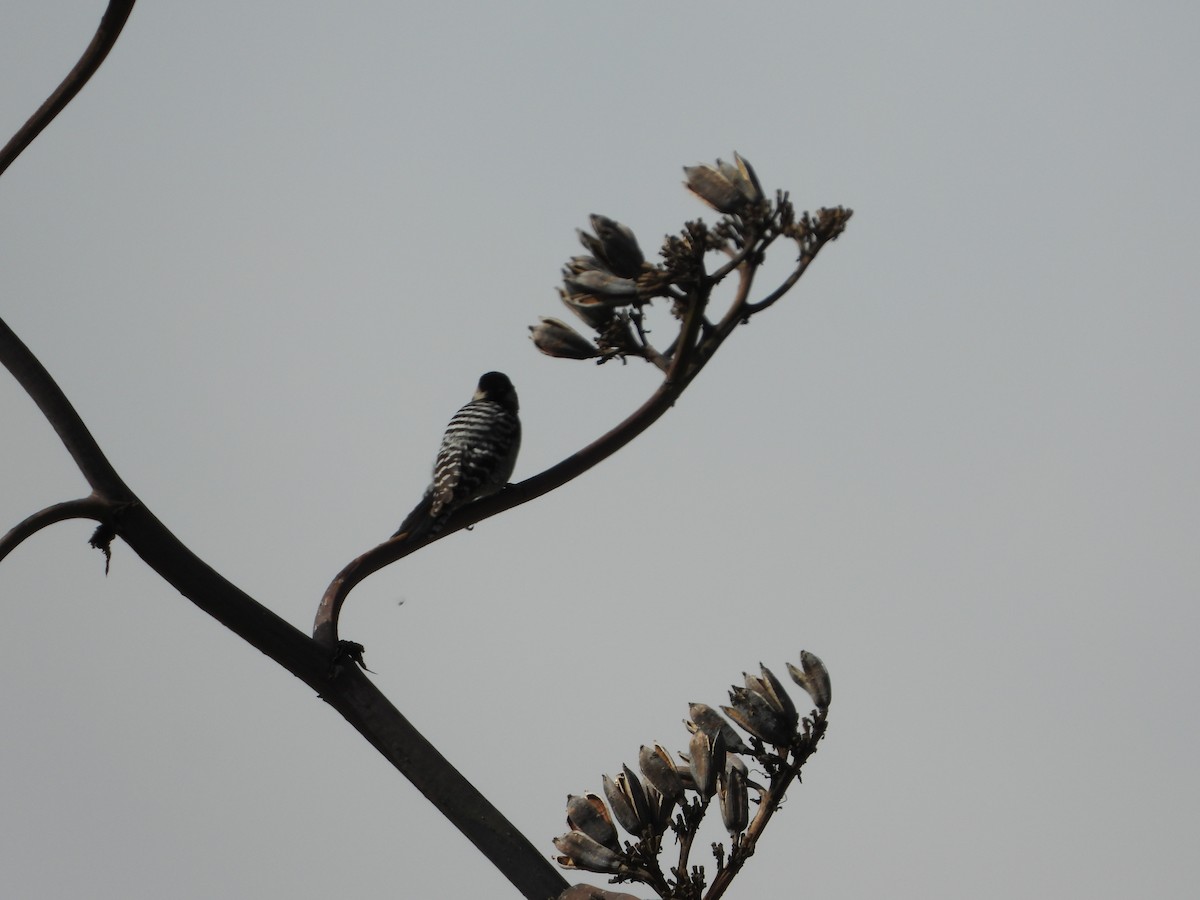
0, 319, 134, 500
705, 714, 828, 900
0, 6, 570, 894
315, 340, 710, 647
742, 253, 815, 316
0, 2, 140, 496
0, 325, 568, 897
744, 208, 853, 316
316, 211, 851, 645
111, 502, 568, 900
0, 0, 137, 179
0, 494, 111, 564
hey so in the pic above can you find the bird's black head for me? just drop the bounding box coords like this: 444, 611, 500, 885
475, 371, 518, 412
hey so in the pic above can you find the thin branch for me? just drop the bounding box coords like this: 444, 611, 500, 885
629, 309, 668, 372
0, 1, 570, 882
742, 253, 816, 316
0, 494, 111, 564
316, 215, 849, 645
711, 259, 759, 342
665, 289, 708, 385
743, 209, 853, 316
707, 226, 762, 284
315, 360, 708, 645
0, 327, 568, 898
0, 317, 134, 499
704, 715, 827, 900
0, 0, 137, 179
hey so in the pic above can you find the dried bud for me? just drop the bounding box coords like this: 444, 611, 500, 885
683, 164, 743, 214
688, 727, 725, 799
786, 650, 832, 711
529, 317, 600, 359
601, 773, 640, 835
721, 153, 764, 204
563, 268, 639, 301
563, 255, 605, 276
686, 702, 750, 754
638, 743, 685, 803
602, 766, 653, 836
585, 214, 645, 278
717, 762, 749, 835
750, 664, 798, 724
641, 781, 675, 836
558, 888, 643, 900
565, 792, 619, 851
558, 289, 613, 330
553, 830, 624, 874
723, 684, 794, 746
684, 153, 764, 213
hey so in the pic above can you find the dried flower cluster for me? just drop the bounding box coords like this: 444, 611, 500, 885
554, 652, 831, 900
530, 154, 852, 378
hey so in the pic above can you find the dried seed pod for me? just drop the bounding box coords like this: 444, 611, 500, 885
553, 830, 624, 874
786, 650, 832, 711
716, 153, 764, 205
588, 214, 645, 278
558, 888, 643, 900
601, 772, 641, 836
754, 664, 798, 723
559, 289, 613, 330
717, 763, 749, 835
684, 153, 765, 213
619, 764, 654, 830
732, 152, 764, 202
564, 268, 639, 300
563, 255, 604, 275
641, 780, 675, 837
602, 766, 655, 836
688, 727, 725, 799
683, 163, 744, 214
529, 317, 599, 359
686, 702, 750, 754
638, 743, 685, 803
723, 685, 793, 746
566, 792, 619, 851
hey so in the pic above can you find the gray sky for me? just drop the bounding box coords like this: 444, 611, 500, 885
2, 1, 1197, 897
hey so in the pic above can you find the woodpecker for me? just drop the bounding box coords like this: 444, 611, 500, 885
393, 372, 521, 540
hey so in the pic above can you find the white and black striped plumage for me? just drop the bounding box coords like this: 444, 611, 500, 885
393, 372, 521, 539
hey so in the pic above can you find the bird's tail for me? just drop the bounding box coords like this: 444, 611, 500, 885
392, 493, 439, 541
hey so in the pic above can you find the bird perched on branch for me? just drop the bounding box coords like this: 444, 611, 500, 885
393, 372, 521, 541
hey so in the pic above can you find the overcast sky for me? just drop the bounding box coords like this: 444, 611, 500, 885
2, 2, 1197, 898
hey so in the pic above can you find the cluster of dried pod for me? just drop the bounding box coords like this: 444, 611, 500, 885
529, 154, 768, 365
553, 652, 831, 897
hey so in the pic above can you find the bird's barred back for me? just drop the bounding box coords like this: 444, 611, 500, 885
439, 402, 520, 450
430, 400, 521, 515
393, 371, 521, 540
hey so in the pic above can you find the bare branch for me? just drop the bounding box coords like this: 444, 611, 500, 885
0, 317, 133, 500
315, 370, 700, 645
744, 207, 853, 316
1, 312, 569, 897
0, 0, 137, 179
0, 495, 111, 564
704, 714, 828, 900
318, 193, 853, 646
628, 309, 669, 372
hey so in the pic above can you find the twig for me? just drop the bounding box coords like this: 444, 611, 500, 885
0, 495, 112, 564
0, 0, 137, 179
0, 318, 133, 499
